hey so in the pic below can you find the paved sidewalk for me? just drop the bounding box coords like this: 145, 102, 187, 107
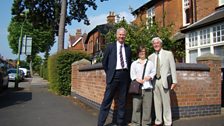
172, 111, 224, 126
31, 75, 48, 85
0, 76, 98, 126
31, 76, 224, 126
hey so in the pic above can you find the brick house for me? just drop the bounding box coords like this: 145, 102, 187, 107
84, 12, 115, 63
181, 1, 224, 66
132, 0, 224, 64
132, 0, 185, 41
68, 29, 87, 52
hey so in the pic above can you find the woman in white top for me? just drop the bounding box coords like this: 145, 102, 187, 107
130, 45, 156, 126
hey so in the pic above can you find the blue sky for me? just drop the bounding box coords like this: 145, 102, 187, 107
0, 0, 148, 60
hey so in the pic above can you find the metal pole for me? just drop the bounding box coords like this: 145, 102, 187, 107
15, 12, 27, 88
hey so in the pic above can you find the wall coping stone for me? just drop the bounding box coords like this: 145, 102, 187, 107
78, 62, 209, 71
176, 63, 209, 71
79, 63, 103, 71
72, 58, 91, 65
197, 53, 222, 61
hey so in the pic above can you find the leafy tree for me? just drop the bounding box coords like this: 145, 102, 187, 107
105, 19, 184, 61
10, 0, 109, 53
19, 60, 29, 69
32, 55, 43, 74
8, 18, 55, 57
11, 0, 61, 35
9, 0, 59, 58
105, 19, 154, 60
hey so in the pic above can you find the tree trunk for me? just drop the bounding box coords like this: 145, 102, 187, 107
29, 59, 33, 77
58, 0, 67, 52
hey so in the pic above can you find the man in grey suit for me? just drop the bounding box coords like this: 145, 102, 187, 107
148, 37, 177, 126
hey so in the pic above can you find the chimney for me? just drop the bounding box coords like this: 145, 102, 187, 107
76, 29, 82, 37
107, 11, 115, 24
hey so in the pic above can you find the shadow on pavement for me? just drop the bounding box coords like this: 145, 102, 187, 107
0, 87, 32, 109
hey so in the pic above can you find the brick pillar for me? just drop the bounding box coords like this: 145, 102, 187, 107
197, 53, 222, 106
71, 59, 91, 93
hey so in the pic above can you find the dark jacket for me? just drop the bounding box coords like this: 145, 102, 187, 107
102, 42, 132, 84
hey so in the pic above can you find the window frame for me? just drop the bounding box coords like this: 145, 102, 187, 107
182, 0, 190, 26
219, 0, 224, 6
146, 6, 155, 26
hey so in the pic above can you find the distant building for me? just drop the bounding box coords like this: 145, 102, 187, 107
68, 29, 87, 52
68, 12, 116, 64
84, 12, 115, 63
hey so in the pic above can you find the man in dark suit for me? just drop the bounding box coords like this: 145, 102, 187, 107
97, 27, 132, 126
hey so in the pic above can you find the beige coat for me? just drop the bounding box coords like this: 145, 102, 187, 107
148, 49, 177, 89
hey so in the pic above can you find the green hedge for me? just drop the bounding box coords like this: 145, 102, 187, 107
48, 50, 89, 95
42, 61, 48, 80
39, 61, 48, 80
39, 65, 43, 77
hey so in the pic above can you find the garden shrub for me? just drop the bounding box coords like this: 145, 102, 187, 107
48, 50, 89, 95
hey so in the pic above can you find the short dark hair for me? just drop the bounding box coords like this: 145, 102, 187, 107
137, 45, 147, 56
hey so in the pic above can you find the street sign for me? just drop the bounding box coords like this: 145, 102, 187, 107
21, 35, 32, 55
26, 36, 32, 55
22, 35, 26, 54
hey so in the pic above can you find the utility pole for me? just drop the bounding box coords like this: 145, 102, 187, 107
15, 11, 28, 88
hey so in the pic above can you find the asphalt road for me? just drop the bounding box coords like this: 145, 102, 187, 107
0, 77, 99, 126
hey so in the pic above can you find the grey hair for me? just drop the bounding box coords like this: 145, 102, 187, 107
116, 27, 127, 35
151, 37, 163, 44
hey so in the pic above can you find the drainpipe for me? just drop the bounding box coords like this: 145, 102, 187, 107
190, 0, 194, 23
194, 0, 197, 22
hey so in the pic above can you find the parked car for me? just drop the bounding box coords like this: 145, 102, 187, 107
19, 68, 30, 77
7, 68, 24, 82
0, 61, 9, 91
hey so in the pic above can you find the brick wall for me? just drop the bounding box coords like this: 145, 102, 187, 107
155, 0, 183, 34
86, 32, 100, 54
71, 54, 222, 121
132, 9, 147, 26
132, 0, 184, 36
196, 0, 218, 21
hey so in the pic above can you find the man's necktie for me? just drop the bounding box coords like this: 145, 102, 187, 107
156, 53, 161, 78
120, 45, 124, 68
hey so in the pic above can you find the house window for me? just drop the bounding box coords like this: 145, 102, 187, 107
213, 23, 224, 43
147, 6, 155, 25
214, 45, 224, 67
201, 47, 210, 55
200, 28, 210, 45
189, 31, 198, 47
182, 0, 190, 26
89, 40, 93, 53
220, 0, 224, 6
189, 50, 197, 63
96, 38, 99, 51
